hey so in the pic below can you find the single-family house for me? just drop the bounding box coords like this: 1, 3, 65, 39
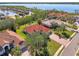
74, 16, 79, 26
24, 24, 51, 35
0, 30, 26, 56
41, 19, 63, 28
48, 12, 68, 19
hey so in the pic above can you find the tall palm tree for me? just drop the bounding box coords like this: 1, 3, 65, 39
26, 31, 49, 56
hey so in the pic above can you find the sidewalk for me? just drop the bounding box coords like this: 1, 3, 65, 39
21, 50, 30, 56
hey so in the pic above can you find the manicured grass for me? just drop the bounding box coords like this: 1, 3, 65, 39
66, 24, 78, 29
16, 21, 38, 40
47, 40, 61, 56
62, 30, 73, 38
53, 28, 73, 39
16, 24, 29, 39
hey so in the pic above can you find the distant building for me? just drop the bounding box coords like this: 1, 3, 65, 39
48, 12, 68, 19
18, 10, 32, 17
0, 7, 33, 17
0, 13, 5, 20
74, 16, 79, 21
74, 16, 79, 26
74, 21, 79, 26
41, 19, 63, 28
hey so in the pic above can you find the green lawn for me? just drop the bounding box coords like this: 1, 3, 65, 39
61, 30, 72, 38
66, 24, 78, 29
53, 28, 73, 39
64, 30, 73, 35
16, 22, 38, 40
47, 40, 61, 56
16, 24, 29, 39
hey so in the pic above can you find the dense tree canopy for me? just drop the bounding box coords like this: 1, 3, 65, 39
15, 16, 34, 26
32, 8, 48, 20
0, 19, 15, 31
26, 31, 49, 56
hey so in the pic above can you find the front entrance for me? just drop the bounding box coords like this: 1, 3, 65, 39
4, 46, 9, 56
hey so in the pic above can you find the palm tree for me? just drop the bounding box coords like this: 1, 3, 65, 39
26, 31, 49, 56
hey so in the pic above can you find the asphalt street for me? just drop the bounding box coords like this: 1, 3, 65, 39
60, 33, 79, 56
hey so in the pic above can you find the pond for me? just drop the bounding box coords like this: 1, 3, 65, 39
0, 10, 17, 16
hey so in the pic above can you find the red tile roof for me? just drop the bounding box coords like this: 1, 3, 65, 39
48, 12, 68, 17
0, 38, 9, 46
0, 30, 25, 46
24, 24, 50, 34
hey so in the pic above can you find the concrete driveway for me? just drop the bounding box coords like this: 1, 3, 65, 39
49, 33, 69, 46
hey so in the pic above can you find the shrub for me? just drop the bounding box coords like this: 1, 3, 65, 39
62, 32, 70, 38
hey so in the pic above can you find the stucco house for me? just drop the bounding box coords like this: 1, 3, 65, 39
41, 19, 63, 28
48, 12, 68, 20
74, 16, 79, 26
0, 30, 26, 56
0, 13, 5, 20
24, 24, 51, 35
74, 21, 79, 26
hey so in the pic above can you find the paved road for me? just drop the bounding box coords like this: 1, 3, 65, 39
60, 33, 79, 56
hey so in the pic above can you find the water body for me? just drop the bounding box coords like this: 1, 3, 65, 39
0, 4, 79, 13
0, 10, 17, 16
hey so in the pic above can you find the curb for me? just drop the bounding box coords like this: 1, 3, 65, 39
59, 28, 79, 56
68, 32, 76, 41
68, 27, 79, 41
54, 45, 64, 56
53, 30, 76, 56
75, 48, 79, 56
